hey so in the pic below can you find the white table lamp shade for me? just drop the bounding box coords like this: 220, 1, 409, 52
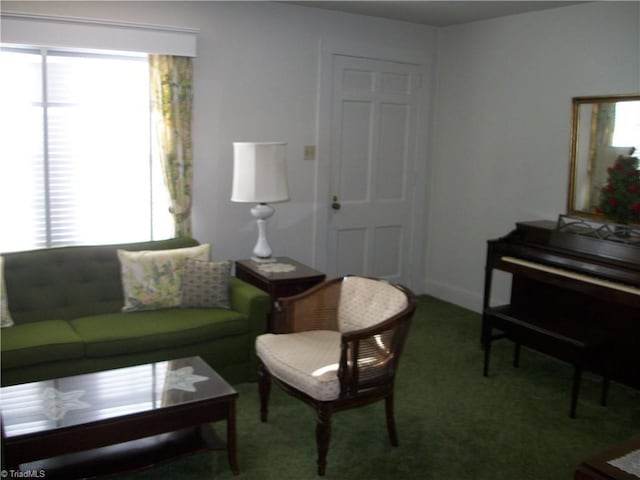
231, 142, 289, 262
231, 142, 289, 203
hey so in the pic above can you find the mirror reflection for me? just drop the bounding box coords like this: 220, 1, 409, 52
568, 95, 640, 220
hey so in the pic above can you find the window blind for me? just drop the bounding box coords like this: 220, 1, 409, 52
0, 48, 173, 252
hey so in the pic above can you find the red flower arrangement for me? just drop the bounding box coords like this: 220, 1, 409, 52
597, 148, 640, 225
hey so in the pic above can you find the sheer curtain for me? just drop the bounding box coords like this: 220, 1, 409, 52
149, 55, 194, 237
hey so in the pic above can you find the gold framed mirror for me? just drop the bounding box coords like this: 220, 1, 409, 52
568, 94, 640, 221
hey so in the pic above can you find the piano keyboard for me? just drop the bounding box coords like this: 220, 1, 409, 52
501, 256, 640, 296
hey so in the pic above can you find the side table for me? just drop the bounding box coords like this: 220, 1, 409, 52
235, 257, 326, 332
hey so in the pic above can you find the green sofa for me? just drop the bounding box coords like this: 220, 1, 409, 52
0, 237, 270, 387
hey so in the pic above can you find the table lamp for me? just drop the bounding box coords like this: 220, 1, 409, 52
231, 142, 289, 263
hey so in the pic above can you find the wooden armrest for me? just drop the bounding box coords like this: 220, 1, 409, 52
338, 293, 416, 396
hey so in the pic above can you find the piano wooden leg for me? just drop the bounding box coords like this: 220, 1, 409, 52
483, 338, 491, 377
601, 377, 610, 407
570, 364, 583, 419
513, 343, 521, 368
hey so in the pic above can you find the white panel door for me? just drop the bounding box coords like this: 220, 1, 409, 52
326, 55, 420, 284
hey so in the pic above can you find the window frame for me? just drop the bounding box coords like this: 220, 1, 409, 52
0, 45, 172, 252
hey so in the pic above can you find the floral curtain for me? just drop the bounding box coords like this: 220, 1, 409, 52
593, 103, 616, 147
588, 103, 616, 167
586, 103, 617, 209
149, 55, 194, 237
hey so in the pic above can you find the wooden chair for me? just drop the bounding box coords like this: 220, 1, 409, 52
256, 276, 417, 476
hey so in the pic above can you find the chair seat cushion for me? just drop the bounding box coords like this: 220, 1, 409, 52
256, 330, 341, 401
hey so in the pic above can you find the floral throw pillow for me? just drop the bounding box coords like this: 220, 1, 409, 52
181, 258, 232, 309
118, 244, 211, 312
0, 256, 15, 328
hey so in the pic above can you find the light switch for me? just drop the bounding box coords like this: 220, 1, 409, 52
304, 145, 316, 161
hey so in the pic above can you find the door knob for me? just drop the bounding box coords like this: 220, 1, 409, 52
331, 196, 341, 210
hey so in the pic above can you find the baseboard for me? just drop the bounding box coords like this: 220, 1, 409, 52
422, 278, 483, 313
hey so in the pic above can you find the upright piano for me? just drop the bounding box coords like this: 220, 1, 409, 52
482, 216, 640, 407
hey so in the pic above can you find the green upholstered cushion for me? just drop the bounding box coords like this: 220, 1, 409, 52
0, 320, 84, 368
70, 308, 247, 357
2, 237, 199, 324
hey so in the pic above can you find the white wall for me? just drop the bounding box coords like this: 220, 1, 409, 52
3, 1, 639, 310
426, 1, 640, 311
1, 1, 437, 281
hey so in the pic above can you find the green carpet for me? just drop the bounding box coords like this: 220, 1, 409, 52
123, 295, 639, 479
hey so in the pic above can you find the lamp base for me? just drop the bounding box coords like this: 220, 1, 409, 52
251, 256, 278, 264
251, 204, 275, 260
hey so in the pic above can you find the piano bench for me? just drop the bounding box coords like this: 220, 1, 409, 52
482, 307, 610, 419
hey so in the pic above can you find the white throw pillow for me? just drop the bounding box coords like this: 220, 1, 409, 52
0, 256, 15, 328
118, 244, 211, 312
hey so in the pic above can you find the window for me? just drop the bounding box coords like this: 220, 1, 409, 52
0, 47, 173, 253
612, 101, 640, 154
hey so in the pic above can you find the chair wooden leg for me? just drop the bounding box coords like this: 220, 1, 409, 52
258, 361, 271, 422
316, 403, 331, 476
385, 393, 399, 447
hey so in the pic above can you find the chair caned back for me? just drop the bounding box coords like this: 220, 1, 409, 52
337, 276, 408, 333
277, 279, 342, 333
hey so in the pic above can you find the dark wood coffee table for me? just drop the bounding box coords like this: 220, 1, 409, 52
575, 435, 640, 480
0, 356, 238, 478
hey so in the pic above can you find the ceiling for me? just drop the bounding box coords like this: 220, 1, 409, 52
285, 1, 586, 27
